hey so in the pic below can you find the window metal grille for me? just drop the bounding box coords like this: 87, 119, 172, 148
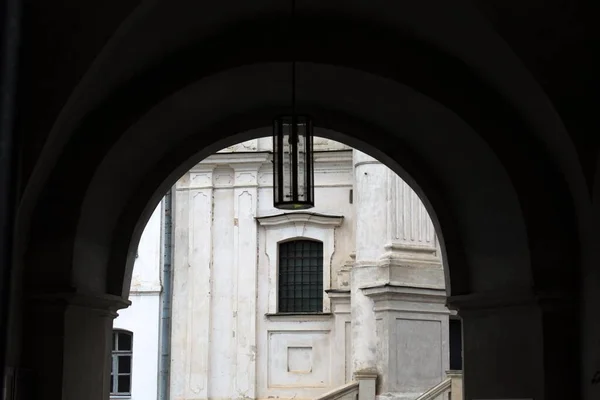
278, 239, 323, 312
111, 330, 132, 397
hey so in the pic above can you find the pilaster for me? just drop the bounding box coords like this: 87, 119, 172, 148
328, 289, 353, 385
172, 163, 215, 399
231, 160, 262, 399
352, 151, 388, 376
22, 290, 129, 400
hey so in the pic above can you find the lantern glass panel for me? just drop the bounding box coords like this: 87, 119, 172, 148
273, 115, 314, 209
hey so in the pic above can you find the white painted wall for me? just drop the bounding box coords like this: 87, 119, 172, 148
115, 295, 161, 400
113, 204, 162, 400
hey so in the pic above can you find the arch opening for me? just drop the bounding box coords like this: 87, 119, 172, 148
21, 60, 580, 309
18, 64, 582, 400
19, 59, 582, 399
118, 133, 458, 400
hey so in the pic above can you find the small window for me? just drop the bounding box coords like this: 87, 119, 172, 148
278, 239, 323, 313
111, 330, 133, 397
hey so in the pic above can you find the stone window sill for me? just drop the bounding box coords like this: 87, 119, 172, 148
265, 312, 333, 321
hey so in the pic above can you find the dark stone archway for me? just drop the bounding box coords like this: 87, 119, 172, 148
10, 2, 593, 399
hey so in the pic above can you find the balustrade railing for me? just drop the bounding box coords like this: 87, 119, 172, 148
313, 381, 359, 400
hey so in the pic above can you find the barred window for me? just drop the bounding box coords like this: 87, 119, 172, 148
111, 330, 132, 397
278, 239, 323, 313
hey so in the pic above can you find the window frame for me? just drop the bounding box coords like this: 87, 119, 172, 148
257, 211, 344, 315
110, 329, 133, 398
277, 238, 325, 313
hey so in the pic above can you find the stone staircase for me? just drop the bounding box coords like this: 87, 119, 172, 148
314, 371, 463, 400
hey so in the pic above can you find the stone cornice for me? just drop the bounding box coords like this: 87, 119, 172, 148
181, 151, 353, 190
312, 149, 353, 165
374, 256, 441, 269
354, 371, 378, 380
188, 163, 217, 173
353, 160, 382, 168
362, 284, 447, 304
353, 244, 441, 270
129, 287, 162, 296
383, 242, 437, 255
376, 242, 441, 268
190, 149, 353, 171
256, 212, 344, 227
325, 290, 351, 313
325, 289, 351, 296
192, 152, 271, 170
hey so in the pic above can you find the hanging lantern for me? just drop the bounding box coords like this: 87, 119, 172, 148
273, 115, 314, 210
272, 0, 314, 210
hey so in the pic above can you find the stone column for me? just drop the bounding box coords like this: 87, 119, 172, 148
352, 150, 450, 399
21, 291, 129, 400
459, 290, 579, 400
352, 150, 389, 377
449, 290, 554, 400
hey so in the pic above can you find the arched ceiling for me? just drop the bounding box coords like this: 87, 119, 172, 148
17, 0, 589, 310
78, 63, 531, 297
20, 0, 597, 185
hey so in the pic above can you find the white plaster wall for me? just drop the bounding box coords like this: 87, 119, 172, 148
130, 203, 162, 292
113, 203, 162, 400
114, 294, 161, 400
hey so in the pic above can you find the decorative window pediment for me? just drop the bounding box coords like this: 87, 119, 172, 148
256, 211, 343, 228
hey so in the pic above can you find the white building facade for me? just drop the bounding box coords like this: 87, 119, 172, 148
113, 135, 462, 400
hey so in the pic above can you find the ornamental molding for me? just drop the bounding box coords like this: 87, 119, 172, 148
264, 312, 333, 322
362, 284, 447, 304
191, 152, 272, 171
190, 149, 353, 172
256, 211, 344, 227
